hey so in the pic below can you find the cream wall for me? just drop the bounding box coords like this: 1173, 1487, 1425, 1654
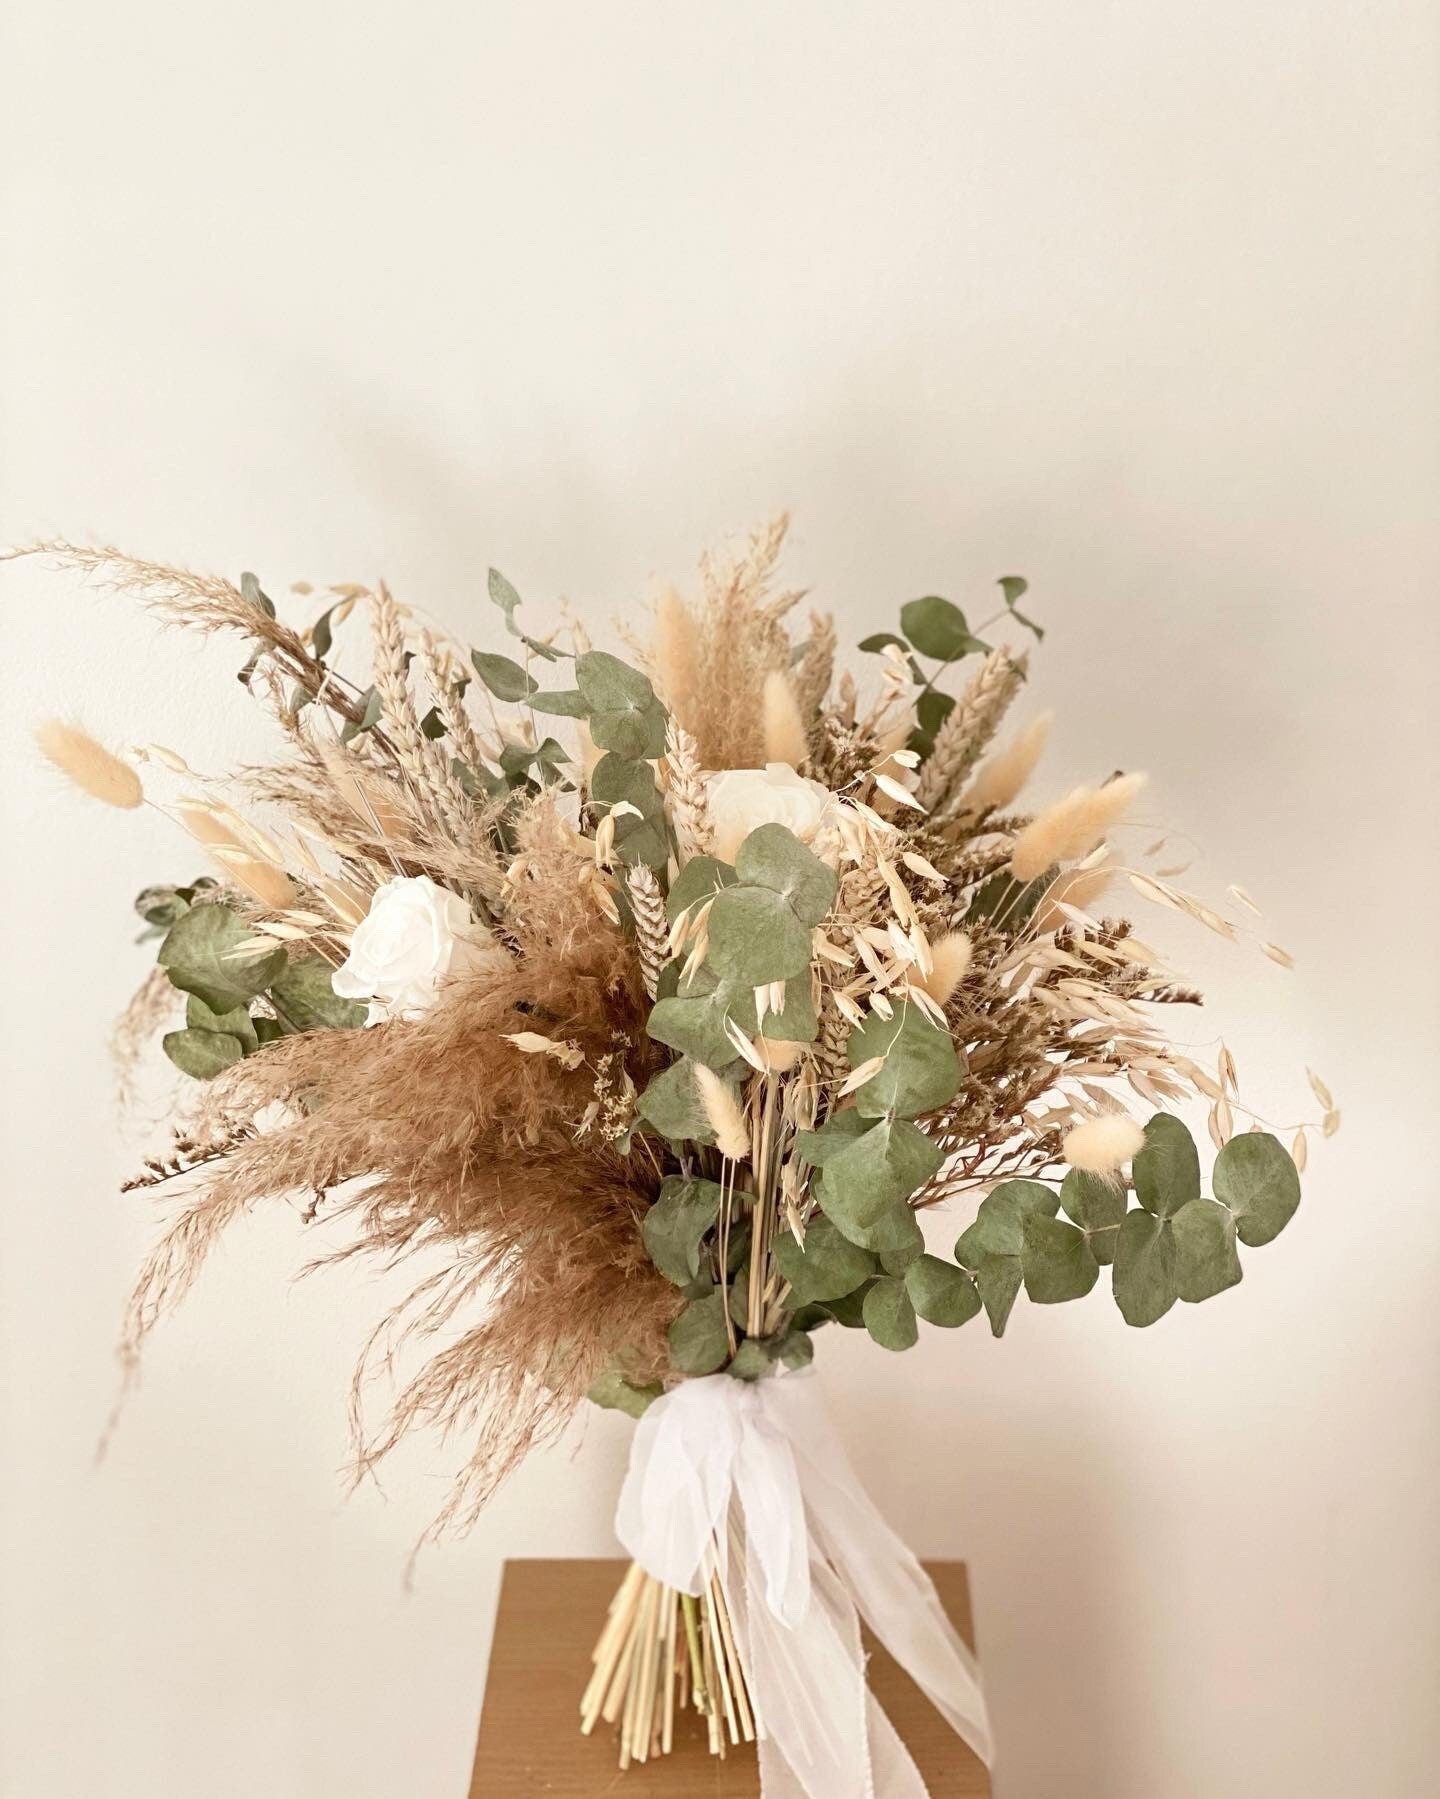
2, 5, 1437, 1796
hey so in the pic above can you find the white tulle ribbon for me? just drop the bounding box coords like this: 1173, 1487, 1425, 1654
615, 1372, 993, 1797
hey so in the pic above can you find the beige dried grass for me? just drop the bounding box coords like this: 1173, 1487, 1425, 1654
35, 720, 143, 809
960, 712, 1052, 816
1010, 773, 1147, 882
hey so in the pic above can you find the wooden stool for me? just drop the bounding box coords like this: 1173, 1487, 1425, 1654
471, 1558, 991, 1795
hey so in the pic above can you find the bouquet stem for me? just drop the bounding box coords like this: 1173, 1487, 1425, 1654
580, 1557, 755, 1766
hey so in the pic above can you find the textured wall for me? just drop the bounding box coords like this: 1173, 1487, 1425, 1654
1, 4, 1436, 1795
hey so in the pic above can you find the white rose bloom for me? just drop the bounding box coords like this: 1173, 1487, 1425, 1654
333, 875, 505, 1024
705, 763, 839, 863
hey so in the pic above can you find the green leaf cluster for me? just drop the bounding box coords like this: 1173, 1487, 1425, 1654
640, 826, 834, 1166
152, 899, 365, 1081
940, 1114, 1301, 1335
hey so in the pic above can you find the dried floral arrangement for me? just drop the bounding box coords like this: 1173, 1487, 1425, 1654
21, 521, 1334, 1792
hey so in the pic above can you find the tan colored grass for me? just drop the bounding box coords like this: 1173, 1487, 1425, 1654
35, 720, 143, 808
1010, 773, 1147, 882
960, 711, 1052, 816
761, 669, 809, 768
916, 648, 1028, 815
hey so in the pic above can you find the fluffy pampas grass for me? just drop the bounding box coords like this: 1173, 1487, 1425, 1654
1063, 1113, 1145, 1176
35, 719, 143, 809
961, 712, 1052, 816
762, 669, 809, 768
694, 1063, 750, 1160
1010, 772, 1147, 882
922, 931, 973, 1006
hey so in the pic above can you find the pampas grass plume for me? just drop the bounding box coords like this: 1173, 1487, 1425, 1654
694, 1063, 750, 1160
962, 712, 1052, 815
1010, 772, 1146, 882
35, 719, 143, 809
1063, 1113, 1145, 1177
652, 586, 700, 716
922, 931, 972, 1006
762, 669, 809, 768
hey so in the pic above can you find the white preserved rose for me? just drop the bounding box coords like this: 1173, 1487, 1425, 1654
333, 875, 504, 1023
705, 762, 839, 863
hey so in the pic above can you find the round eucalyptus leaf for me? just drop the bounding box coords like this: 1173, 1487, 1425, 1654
270, 956, 367, 1032
1112, 1209, 1178, 1327
587, 1370, 663, 1418
905, 1255, 982, 1327
706, 885, 812, 986
846, 1004, 961, 1119
666, 855, 738, 922
159, 904, 286, 1013
643, 1176, 724, 1285
1171, 1197, 1244, 1302
862, 1277, 919, 1351
1133, 1113, 1201, 1219
773, 1216, 877, 1303
575, 649, 656, 712
162, 1027, 245, 1081
899, 596, 974, 661
1021, 1213, 1100, 1304
727, 1339, 777, 1382
1213, 1131, 1301, 1247
1059, 1169, 1126, 1265
668, 1293, 731, 1375
820, 1118, 942, 1236
470, 650, 538, 703
734, 823, 838, 926
589, 699, 667, 760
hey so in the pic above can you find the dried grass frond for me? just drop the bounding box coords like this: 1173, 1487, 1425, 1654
960, 712, 1052, 816
658, 518, 802, 769
1011, 773, 1147, 883
662, 719, 714, 861
35, 720, 143, 809
761, 670, 809, 768
792, 612, 837, 719
916, 648, 1028, 816
694, 1064, 750, 1161
651, 587, 701, 720
121, 910, 675, 1528
922, 931, 973, 1005
626, 865, 668, 1000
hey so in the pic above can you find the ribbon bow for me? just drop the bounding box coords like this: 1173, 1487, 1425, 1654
615, 1373, 993, 1797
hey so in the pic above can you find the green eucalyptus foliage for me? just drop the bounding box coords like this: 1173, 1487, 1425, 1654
159, 903, 286, 1013
148, 897, 365, 1083
817, 1118, 942, 1241
905, 1255, 982, 1327
773, 1217, 878, 1303
846, 1003, 962, 1119
587, 1369, 664, 1418
862, 1277, 919, 1351
668, 1292, 732, 1375
643, 1177, 725, 1285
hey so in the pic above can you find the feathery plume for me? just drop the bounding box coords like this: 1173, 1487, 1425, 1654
34, 720, 143, 809
1062, 1113, 1145, 1176
762, 669, 809, 768
961, 712, 1053, 816
694, 1064, 750, 1161
1010, 773, 1147, 883
922, 932, 973, 1005
651, 586, 700, 717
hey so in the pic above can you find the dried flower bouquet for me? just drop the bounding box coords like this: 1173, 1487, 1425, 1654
20, 520, 1332, 1793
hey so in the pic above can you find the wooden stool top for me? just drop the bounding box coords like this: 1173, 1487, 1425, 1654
471, 1557, 991, 1796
